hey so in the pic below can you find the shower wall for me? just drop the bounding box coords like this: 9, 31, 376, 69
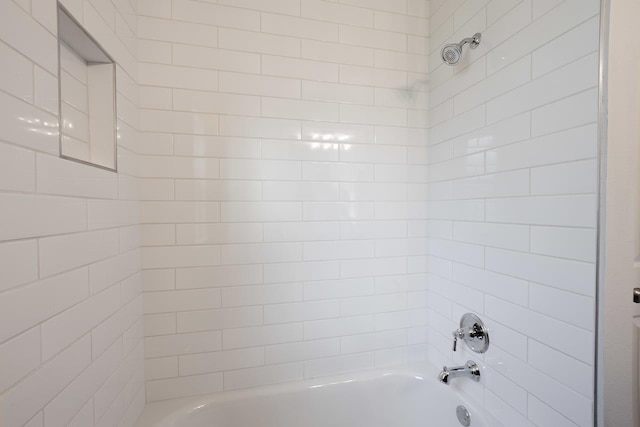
138, 0, 430, 402
426, 1, 599, 426
0, 0, 144, 426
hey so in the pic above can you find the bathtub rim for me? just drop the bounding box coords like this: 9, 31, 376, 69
134, 360, 501, 427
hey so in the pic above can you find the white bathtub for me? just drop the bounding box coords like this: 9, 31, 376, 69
135, 362, 500, 427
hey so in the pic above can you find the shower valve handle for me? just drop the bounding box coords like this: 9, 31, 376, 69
452, 329, 465, 351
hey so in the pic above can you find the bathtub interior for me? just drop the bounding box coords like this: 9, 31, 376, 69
135, 363, 499, 427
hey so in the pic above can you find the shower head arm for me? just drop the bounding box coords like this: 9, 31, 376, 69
458, 33, 482, 49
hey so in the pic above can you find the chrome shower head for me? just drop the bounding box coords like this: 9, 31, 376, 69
441, 33, 482, 66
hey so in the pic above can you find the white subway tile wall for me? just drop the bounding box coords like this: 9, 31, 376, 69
139, 0, 430, 403
0, 0, 602, 425
0, 0, 143, 426
426, 1, 599, 427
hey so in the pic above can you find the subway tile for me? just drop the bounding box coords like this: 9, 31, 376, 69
340, 104, 407, 127
262, 55, 339, 82
174, 180, 262, 201
264, 222, 340, 242
529, 283, 595, 330
179, 347, 264, 376
453, 263, 528, 306
0, 328, 41, 395
487, 0, 599, 74
220, 159, 301, 181
532, 88, 599, 137
220, 243, 302, 265
39, 229, 119, 277
178, 306, 263, 332
37, 153, 118, 199
221, 202, 302, 222
0, 0, 57, 73
264, 261, 340, 284
265, 338, 340, 364
177, 223, 263, 245
219, 116, 301, 139
375, 309, 427, 331
263, 98, 339, 122
340, 220, 407, 240
173, 89, 261, 117
301, 0, 374, 28
375, 11, 428, 36
340, 25, 407, 52
145, 331, 222, 358
531, 159, 598, 196
0, 240, 38, 293
43, 340, 122, 427
138, 39, 172, 64
340, 257, 407, 279
533, 17, 600, 78
304, 240, 375, 261
262, 13, 338, 42
487, 346, 593, 425
527, 395, 579, 427
486, 247, 595, 297
145, 357, 177, 380
486, 195, 597, 227
171, 0, 260, 31
141, 201, 221, 223
223, 323, 303, 350
304, 315, 375, 340
139, 110, 219, 135
340, 65, 407, 89
144, 288, 221, 314
144, 313, 176, 337
224, 362, 303, 391
453, 221, 530, 252
303, 162, 374, 182
0, 90, 59, 154
0, 268, 88, 343
0, 336, 91, 427
138, 16, 218, 47
221, 283, 302, 308
487, 54, 597, 124
263, 181, 338, 202
0, 40, 33, 103
531, 226, 597, 262
142, 245, 222, 269
219, 28, 301, 58
173, 135, 262, 159
146, 372, 223, 402
219, 72, 301, 98
41, 285, 121, 360
262, 140, 340, 162
219, 0, 300, 15
304, 277, 374, 301
303, 202, 374, 221
304, 353, 374, 378
341, 294, 407, 316
139, 63, 218, 92
486, 296, 593, 365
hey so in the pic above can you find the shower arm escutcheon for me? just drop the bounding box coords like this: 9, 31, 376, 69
452, 313, 489, 353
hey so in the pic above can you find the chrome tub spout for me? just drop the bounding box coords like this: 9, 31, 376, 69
438, 360, 480, 385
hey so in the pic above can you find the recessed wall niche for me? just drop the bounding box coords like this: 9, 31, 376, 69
58, 5, 117, 170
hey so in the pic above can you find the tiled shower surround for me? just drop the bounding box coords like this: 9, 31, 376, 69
0, 0, 144, 426
0, 0, 601, 426
137, 0, 431, 401
426, 1, 599, 426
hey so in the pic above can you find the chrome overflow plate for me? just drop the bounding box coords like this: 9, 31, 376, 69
456, 405, 471, 426
452, 313, 489, 354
